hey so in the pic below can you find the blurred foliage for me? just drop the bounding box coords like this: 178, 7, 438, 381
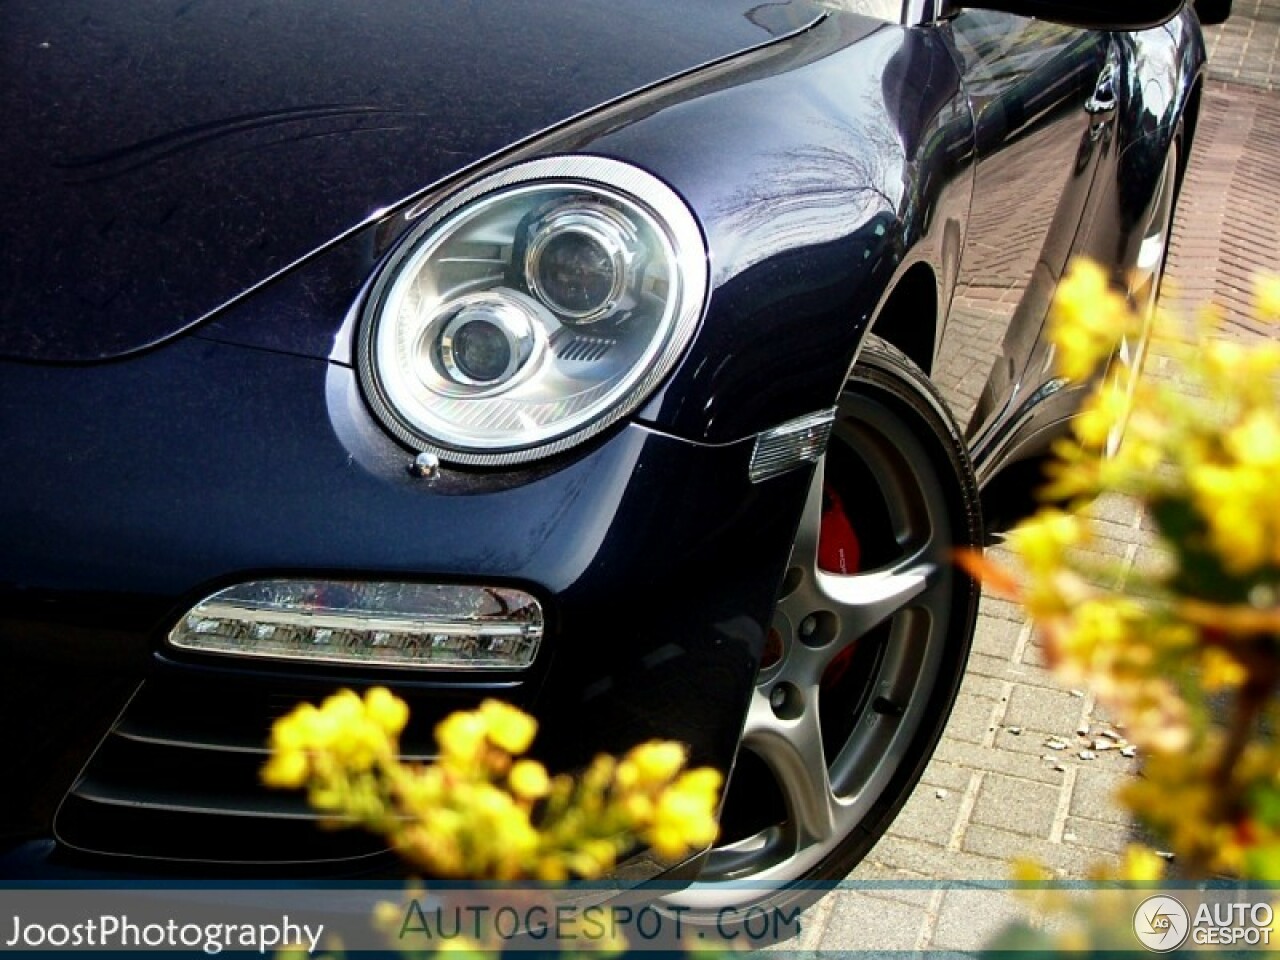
263, 689, 721, 883
962, 262, 1280, 950
263, 691, 725, 955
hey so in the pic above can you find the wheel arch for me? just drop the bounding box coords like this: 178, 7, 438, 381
866, 261, 940, 378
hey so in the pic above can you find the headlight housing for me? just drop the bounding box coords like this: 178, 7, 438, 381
358, 156, 708, 465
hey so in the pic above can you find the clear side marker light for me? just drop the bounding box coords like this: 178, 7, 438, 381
749, 408, 837, 483
168, 580, 542, 670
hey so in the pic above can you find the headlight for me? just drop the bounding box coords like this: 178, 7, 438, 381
358, 156, 708, 465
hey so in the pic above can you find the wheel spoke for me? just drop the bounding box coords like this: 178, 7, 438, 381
666, 339, 980, 910
814, 542, 940, 638
744, 686, 838, 845
788, 458, 826, 571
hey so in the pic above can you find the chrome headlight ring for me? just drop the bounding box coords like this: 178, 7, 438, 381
357, 156, 709, 467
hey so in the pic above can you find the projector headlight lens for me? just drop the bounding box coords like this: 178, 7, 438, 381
435, 292, 542, 390
525, 203, 639, 323
358, 156, 707, 466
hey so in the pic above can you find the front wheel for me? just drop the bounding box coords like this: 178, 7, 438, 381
663, 337, 982, 919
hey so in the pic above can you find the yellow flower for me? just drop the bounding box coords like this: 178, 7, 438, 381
261, 749, 309, 789
1226, 409, 1280, 470
324, 714, 388, 772
509, 759, 551, 800
436, 710, 488, 765
1189, 462, 1270, 573
648, 823, 692, 861
1050, 260, 1136, 381
1073, 379, 1131, 450
535, 856, 569, 883
1011, 858, 1051, 883
435, 936, 492, 958
364, 686, 409, 736
479, 699, 537, 755
1201, 338, 1280, 404
623, 792, 654, 824
405, 815, 466, 876
472, 782, 537, 844
1120, 844, 1166, 883
569, 838, 620, 879
1008, 509, 1086, 575
1055, 598, 1133, 663
671, 767, 723, 804
626, 741, 687, 786
614, 759, 639, 791
271, 703, 324, 751
1202, 648, 1246, 691
322, 689, 365, 725
649, 778, 720, 858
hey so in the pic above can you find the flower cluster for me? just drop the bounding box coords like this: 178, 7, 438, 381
964, 263, 1280, 881
262, 687, 408, 830
263, 691, 721, 882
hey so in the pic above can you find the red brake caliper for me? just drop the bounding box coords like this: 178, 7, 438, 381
818, 485, 861, 688
818, 486, 861, 575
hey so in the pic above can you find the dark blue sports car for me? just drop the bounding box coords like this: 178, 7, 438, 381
1, 0, 1216, 912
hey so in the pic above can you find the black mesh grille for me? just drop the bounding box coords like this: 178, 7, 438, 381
53, 673, 479, 871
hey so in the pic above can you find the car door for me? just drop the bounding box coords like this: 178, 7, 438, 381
931, 8, 1113, 471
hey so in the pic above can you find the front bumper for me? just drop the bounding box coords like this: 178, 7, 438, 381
0, 337, 810, 879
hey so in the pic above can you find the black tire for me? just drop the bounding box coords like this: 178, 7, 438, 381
660, 336, 981, 928
1193, 0, 1232, 26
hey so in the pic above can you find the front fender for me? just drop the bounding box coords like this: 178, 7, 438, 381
197, 11, 976, 449
609, 15, 975, 444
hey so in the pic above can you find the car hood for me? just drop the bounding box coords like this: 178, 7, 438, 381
0, 0, 819, 363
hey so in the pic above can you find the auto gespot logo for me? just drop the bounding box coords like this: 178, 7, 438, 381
1133, 895, 1276, 951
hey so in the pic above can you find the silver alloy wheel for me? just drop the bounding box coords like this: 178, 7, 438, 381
1106, 141, 1179, 459
665, 340, 979, 911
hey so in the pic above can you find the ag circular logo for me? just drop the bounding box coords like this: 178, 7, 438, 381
1134, 895, 1190, 952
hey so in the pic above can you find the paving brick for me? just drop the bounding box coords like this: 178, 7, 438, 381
1063, 817, 1136, 854
1086, 494, 1143, 527
1204, 0, 1280, 92
977, 597, 1025, 623
817, 891, 930, 952
972, 616, 1022, 659
956, 669, 1008, 703
847, 860, 937, 908
920, 758, 980, 792
964, 651, 1064, 690
941, 689, 1000, 745
889, 778, 966, 846
1001, 685, 1087, 736
991, 726, 1059, 757
929, 888, 1038, 951
864, 835, 1011, 879
971, 773, 1060, 838
1018, 641, 1051, 670
961, 825, 1100, 878
934, 738, 1067, 785
1073, 537, 1132, 562
1068, 768, 1131, 826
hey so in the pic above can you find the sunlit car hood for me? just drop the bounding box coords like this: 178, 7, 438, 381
0, 0, 820, 362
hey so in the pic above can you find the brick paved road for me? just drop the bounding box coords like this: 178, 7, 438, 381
790, 2, 1280, 951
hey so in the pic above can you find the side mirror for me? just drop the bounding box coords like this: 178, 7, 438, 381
963, 0, 1187, 29
1194, 0, 1232, 25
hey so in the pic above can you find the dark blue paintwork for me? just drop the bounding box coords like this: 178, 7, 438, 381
0, 0, 819, 363
199, 15, 969, 446
0, 336, 807, 866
